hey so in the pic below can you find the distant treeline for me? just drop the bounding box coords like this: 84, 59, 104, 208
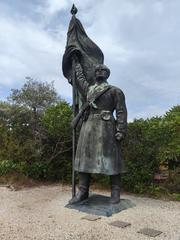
0, 79, 179, 197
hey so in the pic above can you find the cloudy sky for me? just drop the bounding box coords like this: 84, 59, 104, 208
0, 0, 179, 121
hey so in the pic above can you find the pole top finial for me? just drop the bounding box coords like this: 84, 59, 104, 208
71, 4, 78, 15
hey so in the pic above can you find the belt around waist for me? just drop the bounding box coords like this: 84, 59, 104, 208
89, 110, 112, 115
88, 110, 114, 121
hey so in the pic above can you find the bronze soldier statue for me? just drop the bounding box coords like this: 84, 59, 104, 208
69, 55, 127, 204
63, 5, 127, 204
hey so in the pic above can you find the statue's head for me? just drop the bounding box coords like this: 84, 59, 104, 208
95, 64, 110, 82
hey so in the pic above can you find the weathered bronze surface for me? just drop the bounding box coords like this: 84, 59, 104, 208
62, 5, 127, 204
74, 61, 127, 175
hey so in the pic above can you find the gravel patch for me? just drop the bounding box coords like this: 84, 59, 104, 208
0, 185, 179, 240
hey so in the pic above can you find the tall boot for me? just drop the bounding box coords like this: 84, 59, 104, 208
69, 172, 90, 204
110, 174, 121, 204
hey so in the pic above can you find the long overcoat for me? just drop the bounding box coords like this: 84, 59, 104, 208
74, 63, 127, 175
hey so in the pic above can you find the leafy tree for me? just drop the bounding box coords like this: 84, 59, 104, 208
121, 118, 159, 191
157, 105, 180, 169
121, 106, 180, 193
0, 101, 39, 163
41, 101, 73, 180
0, 78, 179, 193
8, 77, 59, 111
42, 101, 72, 140
0, 102, 10, 160
0, 80, 73, 180
8, 78, 60, 149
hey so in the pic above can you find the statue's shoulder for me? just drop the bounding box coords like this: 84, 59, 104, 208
109, 85, 125, 96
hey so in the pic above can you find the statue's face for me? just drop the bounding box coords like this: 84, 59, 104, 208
95, 68, 107, 81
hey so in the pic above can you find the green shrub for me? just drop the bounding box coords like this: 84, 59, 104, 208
0, 160, 21, 176
0, 81, 179, 198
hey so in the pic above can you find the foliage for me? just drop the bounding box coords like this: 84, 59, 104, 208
42, 101, 72, 139
8, 77, 59, 111
157, 105, 180, 169
40, 101, 73, 181
121, 106, 180, 194
0, 78, 179, 197
0, 79, 72, 181
121, 118, 160, 191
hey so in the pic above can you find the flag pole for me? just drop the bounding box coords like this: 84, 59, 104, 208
71, 4, 78, 198
72, 59, 77, 198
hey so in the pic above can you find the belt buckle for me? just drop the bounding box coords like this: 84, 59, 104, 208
101, 110, 111, 121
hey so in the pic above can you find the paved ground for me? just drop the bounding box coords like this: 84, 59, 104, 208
0, 185, 179, 240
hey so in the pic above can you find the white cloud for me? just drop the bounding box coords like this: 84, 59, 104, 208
0, 13, 71, 99
46, 0, 69, 14
36, 0, 70, 16
0, 0, 179, 120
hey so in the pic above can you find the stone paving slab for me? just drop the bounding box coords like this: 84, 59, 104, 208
138, 228, 163, 237
109, 220, 131, 228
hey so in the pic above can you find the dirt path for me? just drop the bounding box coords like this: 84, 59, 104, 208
0, 185, 179, 240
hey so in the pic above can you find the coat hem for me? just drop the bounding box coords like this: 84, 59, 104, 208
74, 167, 121, 175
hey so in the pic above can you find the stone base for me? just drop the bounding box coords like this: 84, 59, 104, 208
65, 194, 135, 217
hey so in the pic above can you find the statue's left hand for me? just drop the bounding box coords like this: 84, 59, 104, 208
115, 132, 124, 141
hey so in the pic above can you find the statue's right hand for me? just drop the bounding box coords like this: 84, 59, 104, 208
115, 132, 124, 141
